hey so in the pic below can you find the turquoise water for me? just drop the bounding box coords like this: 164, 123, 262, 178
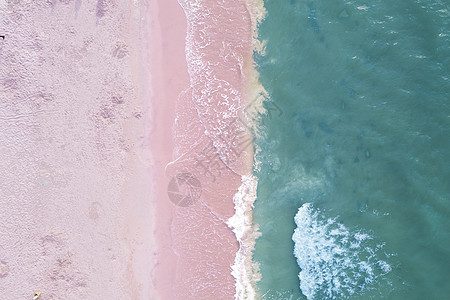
252, 0, 450, 299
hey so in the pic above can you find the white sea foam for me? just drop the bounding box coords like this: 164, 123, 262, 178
177, 0, 269, 175
226, 1, 269, 298
293, 203, 393, 300
227, 174, 261, 300
177, 0, 267, 298
177, 0, 249, 168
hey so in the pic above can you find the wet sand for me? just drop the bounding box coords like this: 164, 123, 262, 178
149, 0, 190, 297
152, 0, 257, 299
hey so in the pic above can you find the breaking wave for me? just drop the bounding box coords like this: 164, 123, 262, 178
293, 203, 393, 299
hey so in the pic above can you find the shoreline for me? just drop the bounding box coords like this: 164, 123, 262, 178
227, 0, 268, 298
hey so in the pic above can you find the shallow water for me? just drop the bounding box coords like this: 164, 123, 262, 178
253, 0, 450, 299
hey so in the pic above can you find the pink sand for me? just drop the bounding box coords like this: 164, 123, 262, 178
0, 2, 154, 298
0, 0, 256, 298
151, 0, 255, 299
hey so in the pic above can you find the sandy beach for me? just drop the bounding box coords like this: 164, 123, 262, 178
149, 0, 189, 297
0, 0, 260, 298
0, 1, 154, 298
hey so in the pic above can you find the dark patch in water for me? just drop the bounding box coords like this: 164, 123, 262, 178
307, 3, 320, 34
357, 131, 365, 141
357, 198, 369, 213
338, 8, 350, 19
262, 100, 283, 119
339, 79, 358, 98
294, 113, 313, 138
318, 122, 333, 133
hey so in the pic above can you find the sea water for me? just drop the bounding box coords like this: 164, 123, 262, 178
252, 0, 450, 299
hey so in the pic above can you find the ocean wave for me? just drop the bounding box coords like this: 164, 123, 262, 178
293, 203, 393, 300
177, 0, 253, 174
227, 174, 261, 300
177, 0, 268, 298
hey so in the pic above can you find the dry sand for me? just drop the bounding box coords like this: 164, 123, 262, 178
0, 1, 154, 298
